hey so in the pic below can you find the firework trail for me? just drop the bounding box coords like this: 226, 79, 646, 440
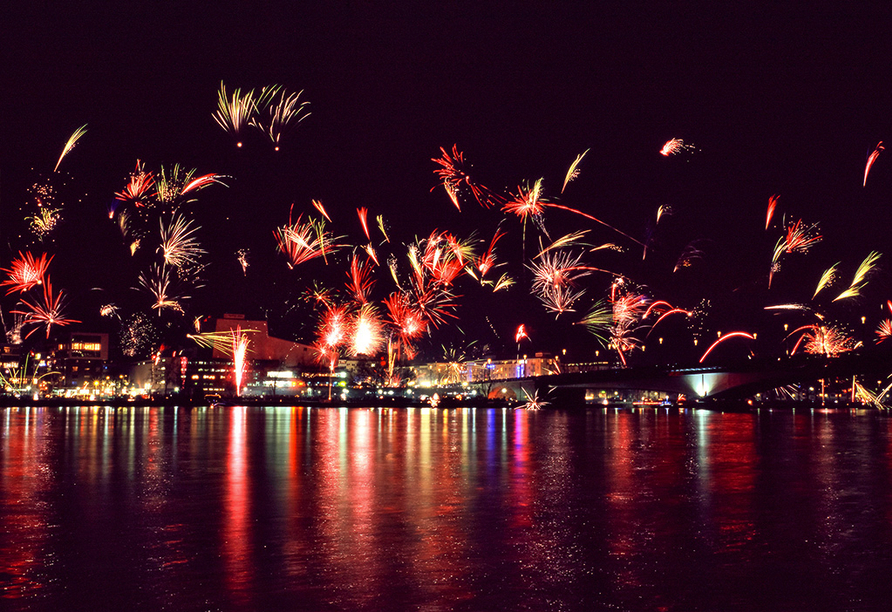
312, 199, 332, 222
765, 194, 779, 230
0, 252, 53, 295
515, 324, 529, 343
357, 207, 370, 240
11, 278, 79, 339
698, 332, 755, 363
832, 251, 881, 301
660, 138, 697, 156
864, 142, 884, 187
561, 149, 590, 193
54, 124, 87, 172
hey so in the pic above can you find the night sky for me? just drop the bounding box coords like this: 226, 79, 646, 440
2, 3, 891, 363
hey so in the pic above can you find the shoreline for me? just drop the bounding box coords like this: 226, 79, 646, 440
0, 396, 881, 411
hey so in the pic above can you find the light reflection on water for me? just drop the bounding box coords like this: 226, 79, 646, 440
3, 405, 892, 610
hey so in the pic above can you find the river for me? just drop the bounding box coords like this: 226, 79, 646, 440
3, 404, 892, 611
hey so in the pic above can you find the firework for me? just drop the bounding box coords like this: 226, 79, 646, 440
864, 142, 884, 187
115, 160, 155, 205
515, 324, 529, 343
351, 303, 383, 356
877, 319, 892, 343
0, 252, 53, 295
832, 251, 881, 302
366, 217, 386, 247
607, 280, 649, 365
53, 124, 88, 172
520, 388, 549, 410
765, 194, 779, 230
11, 277, 79, 339
528, 250, 591, 315
770, 219, 822, 287
159, 214, 205, 269
660, 137, 697, 156
561, 149, 590, 193
251, 88, 311, 149
357, 207, 370, 240
788, 324, 857, 357
346, 254, 376, 304
431, 145, 503, 210
274, 213, 344, 268
813, 263, 839, 298
231, 327, 251, 396
312, 199, 332, 222
138, 263, 187, 314
236, 249, 249, 274
213, 82, 256, 146
476, 228, 506, 278
99, 304, 120, 319
155, 164, 226, 206
698, 332, 755, 363
27, 208, 61, 241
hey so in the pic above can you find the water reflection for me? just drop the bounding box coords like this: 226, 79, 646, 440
4, 406, 892, 610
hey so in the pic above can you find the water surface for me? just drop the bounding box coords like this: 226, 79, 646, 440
3, 405, 892, 611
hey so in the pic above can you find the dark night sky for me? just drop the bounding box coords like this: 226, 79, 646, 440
2, 3, 892, 363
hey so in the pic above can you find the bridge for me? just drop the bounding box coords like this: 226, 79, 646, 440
486, 345, 892, 403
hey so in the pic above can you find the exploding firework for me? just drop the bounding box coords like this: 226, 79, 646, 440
159, 214, 205, 270
11, 278, 79, 339
0, 252, 53, 295
660, 138, 697, 156
431, 145, 503, 210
